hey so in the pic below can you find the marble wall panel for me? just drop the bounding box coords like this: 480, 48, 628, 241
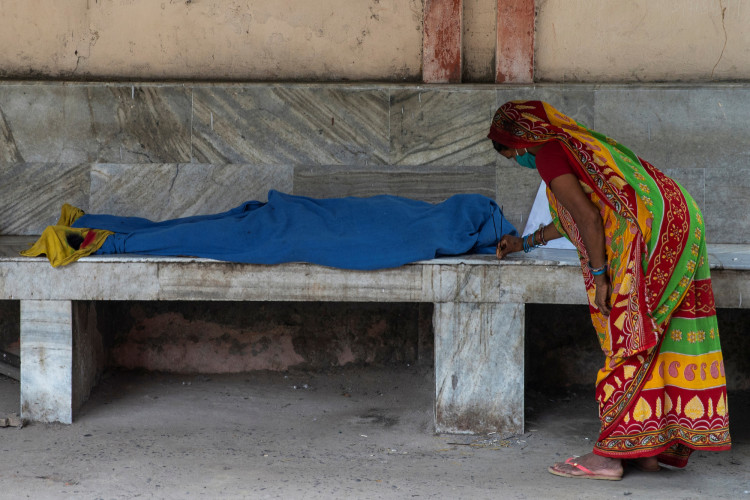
593, 87, 750, 171
2, 82, 748, 243
0, 85, 66, 163
660, 167, 706, 213
0, 104, 24, 164
659, 165, 741, 243
495, 162, 544, 230
0, 84, 191, 164
191, 86, 389, 166
703, 168, 750, 244
90, 163, 292, 220
390, 88, 497, 166
292, 165, 496, 202
0, 162, 89, 235
83, 86, 192, 163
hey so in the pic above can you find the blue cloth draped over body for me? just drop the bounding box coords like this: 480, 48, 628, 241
73, 190, 517, 270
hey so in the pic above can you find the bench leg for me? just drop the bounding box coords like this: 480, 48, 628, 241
71, 301, 105, 417
434, 301, 524, 434
20, 300, 74, 423
20, 300, 104, 424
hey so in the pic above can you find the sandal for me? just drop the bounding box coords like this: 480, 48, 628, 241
548, 457, 623, 481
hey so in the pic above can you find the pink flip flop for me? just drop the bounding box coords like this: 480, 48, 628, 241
548, 457, 623, 481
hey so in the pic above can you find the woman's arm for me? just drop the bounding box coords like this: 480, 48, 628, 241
496, 173, 611, 316
495, 223, 563, 258
547, 173, 611, 316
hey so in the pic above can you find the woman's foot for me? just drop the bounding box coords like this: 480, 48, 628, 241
626, 456, 661, 472
548, 452, 623, 480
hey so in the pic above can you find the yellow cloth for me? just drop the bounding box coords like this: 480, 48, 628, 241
20, 205, 112, 267
56, 203, 85, 226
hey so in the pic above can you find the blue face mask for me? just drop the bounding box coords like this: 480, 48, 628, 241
515, 151, 536, 169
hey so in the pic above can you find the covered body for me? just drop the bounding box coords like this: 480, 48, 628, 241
23, 190, 516, 271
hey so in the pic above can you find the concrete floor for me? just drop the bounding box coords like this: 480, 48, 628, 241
0, 366, 748, 500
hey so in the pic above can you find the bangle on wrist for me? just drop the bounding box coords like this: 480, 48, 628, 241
537, 224, 547, 246
522, 233, 540, 253
588, 262, 608, 276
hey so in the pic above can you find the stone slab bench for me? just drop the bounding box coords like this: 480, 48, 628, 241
2, 236, 749, 434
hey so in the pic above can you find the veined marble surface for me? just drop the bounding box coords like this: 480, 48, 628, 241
2, 83, 750, 239
0, 85, 192, 164
3, 236, 750, 271
0, 163, 90, 234
89, 163, 293, 221
423, 244, 750, 271
292, 165, 496, 202
191, 86, 390, 166
390, 89, 496, 167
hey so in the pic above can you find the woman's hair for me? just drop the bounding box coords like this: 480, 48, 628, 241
492, 140, 509, 153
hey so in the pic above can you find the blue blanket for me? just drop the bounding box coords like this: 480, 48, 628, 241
74, 190, 516, 270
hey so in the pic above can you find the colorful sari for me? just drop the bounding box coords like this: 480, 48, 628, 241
488, 100, 730, 467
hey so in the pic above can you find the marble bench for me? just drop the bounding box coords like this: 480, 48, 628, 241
2, 236, 749, 434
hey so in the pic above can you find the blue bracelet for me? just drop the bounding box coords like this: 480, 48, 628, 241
522, 234, 538, 253
589, 263, 608, 276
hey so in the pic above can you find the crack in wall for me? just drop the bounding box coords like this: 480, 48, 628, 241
711, 0, 728, 78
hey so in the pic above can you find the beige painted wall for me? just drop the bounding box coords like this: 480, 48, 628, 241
0, 0, 424, 81
463, 0, 496, 82
1, 0, 750, 82
535, 0, 750, 82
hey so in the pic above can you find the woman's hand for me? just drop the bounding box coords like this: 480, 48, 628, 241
594, 274, 612, 316
496, 234, 523, 259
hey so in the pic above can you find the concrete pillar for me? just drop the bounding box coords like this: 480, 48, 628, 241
19, 300, 103, 424
423, 0, 463, 83
495, 0, 535, 83
20, 300, 74, 423
434, 301, 525, 434
72, 301, 104, 414
417, 303, 434, 366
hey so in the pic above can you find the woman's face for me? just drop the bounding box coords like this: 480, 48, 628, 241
492, 140, 516, 160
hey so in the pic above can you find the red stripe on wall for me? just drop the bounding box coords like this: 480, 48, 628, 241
496, 0, 534, 83
423, 0, 463, 83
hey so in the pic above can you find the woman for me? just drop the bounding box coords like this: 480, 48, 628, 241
489, 101, 730, 480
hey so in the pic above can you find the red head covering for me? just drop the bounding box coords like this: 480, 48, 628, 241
487, 100, 561, 149
487, 99, 635, 221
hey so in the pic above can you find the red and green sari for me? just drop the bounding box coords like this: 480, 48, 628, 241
489, 100, 731, 467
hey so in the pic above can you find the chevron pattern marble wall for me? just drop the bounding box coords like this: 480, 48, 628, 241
1, 83, 748, 242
